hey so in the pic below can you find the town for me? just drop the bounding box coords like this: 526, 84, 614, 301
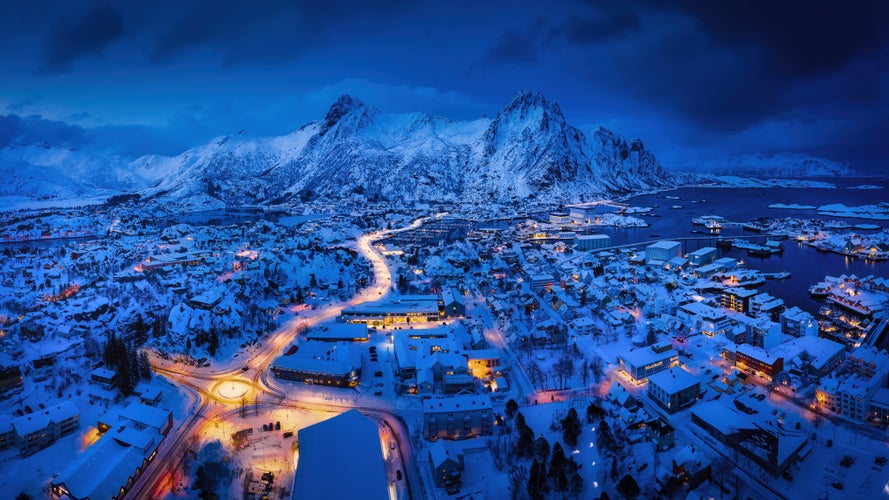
1, 193, 888, 500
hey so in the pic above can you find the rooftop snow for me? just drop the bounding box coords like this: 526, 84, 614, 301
292, 410, 388, 500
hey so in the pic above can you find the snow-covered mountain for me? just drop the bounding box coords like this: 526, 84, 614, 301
0, 142, 148, 200
678, 153, 854, 178
1, 92, 673, 208
141, 91, 671, 207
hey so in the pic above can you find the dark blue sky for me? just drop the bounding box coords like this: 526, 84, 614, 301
1, 0, 887, 172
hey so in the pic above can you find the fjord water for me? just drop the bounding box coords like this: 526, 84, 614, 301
604, 177, 889, 314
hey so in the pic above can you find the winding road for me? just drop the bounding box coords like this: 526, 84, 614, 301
132, 215, 439, 500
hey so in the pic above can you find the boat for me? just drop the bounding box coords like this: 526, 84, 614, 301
705, 219, 723, 230
809, 283, 830, 299
765, 272, 791, 280
692, 215, 727, 226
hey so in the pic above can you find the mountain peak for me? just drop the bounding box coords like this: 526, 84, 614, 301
324, 94, 366, 126
502, 91, 563, 117
320, 95, 371, 134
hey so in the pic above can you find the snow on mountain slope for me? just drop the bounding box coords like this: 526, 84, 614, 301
140, 92, 672, 207
1, 92, 673, 209
0, 142, 155, 203
678, 153, 854, 177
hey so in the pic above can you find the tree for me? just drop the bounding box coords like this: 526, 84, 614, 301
581, 358, 590, 386
505, 399, 519, 419
549, 442, 567, 485
586, 402, 604, 423
508, 464, 527, 500
710, 457, 733, 496
138, 351, 152, 380
617, 474, 640, 499
553, 354, 575, 390
598, 419, 616, 453
535, 435, 550, 463
645, 326, 658, 346
590, 356, 604, 383
568, 457, 584, 498
561, 408, 582, 447
515, 412, 535, 458
527, 459, 546, 500
527, 361, 544, 389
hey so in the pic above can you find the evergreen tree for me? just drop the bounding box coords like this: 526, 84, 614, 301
527, 459, 545, 500
515, 412, 535, 458
561, 408, 582, 447
586, 402, 604, 423
534, 435, 550, 463
505, 399, 519, 419
549, 442, 566, 483
138, 351, 152, 380
617, 474, 640, 499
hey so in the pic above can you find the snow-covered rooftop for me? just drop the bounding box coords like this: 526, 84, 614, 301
292, 410, 388, 500
647, 367, 700, 395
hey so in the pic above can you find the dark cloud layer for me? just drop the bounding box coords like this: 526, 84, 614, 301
41, 4, 125, 72
0, 0, 886, 172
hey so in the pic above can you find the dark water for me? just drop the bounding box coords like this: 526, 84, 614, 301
605, 177, 889, 314
162, 207, 290, 227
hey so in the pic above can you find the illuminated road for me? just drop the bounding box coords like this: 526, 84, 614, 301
140, 215, 438, 499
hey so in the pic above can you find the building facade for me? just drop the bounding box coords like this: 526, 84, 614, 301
423, 396, 493, 440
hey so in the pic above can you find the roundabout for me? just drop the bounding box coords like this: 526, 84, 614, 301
214, 379, 253, 400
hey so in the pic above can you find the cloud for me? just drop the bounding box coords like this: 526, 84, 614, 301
487, 30, 539, 64
6, 97, 43, 113
149, 0, 407, 65
545, 1, 641, 45
40, 4, 125, 72
0, 114, 88, 146
646, 1, 889, 80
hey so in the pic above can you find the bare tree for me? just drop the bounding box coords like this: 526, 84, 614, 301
710, 456, 732, 497
553, 355, 575, 390
509, 464, 528, 500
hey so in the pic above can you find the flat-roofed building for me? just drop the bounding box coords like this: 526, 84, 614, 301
721, 287, 757, 315
780, 306, 818, 337
306, 322, 369, 342
292, 410, 388, 500
423, 395, 493, 440
619, 342, 680, 383
687, 247, 717, 266
648, 367, 701, 413
340, 295, 442, 325
691, 400, 808, 477
272, 341, 360, 387
90, 367, 117, 390
119, 402, 173, 436
678, 301, 731, 336
12, 400, 79, 456
726, 344, 784, 381
528, 273, 555, 293
574, 234, 611, 252
646, 241, 682, 265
